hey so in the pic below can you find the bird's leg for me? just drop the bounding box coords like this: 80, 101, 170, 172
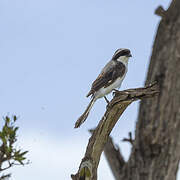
113, 89, 119, 93
104, 96, 110, 104
112, 89, 119, 96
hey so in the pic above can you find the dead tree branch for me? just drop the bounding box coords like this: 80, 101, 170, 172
71, 82, 159, 180
104, 136, 125, 180
89, 129, 125, 179
122, 132, 134, 145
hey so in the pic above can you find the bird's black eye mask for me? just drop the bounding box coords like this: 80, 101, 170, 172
112, 50, 130, 60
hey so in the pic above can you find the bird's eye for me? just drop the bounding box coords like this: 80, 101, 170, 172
120, 50, 130, 56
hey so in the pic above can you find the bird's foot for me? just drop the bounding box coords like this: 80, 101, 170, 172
112, 89, 119, 96
104, 96, 113, 109
113, 89, 119, 93
104, 96, 110, 104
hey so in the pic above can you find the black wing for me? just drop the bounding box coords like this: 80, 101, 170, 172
86, 62, 126, 97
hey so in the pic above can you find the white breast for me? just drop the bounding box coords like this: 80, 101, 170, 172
94, 75, 126, 99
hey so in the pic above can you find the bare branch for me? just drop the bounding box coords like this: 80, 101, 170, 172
155, 6, 166, 17
0, 161, 13, 171
0, 174, 11, 180
122, 132, 134, 145
104, 136, 125, 179
89, 129, 125, 179
71, 82, 159, 180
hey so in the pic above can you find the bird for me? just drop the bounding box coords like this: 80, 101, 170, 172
75, 48, 132, 128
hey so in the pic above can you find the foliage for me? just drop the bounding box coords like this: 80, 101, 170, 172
0, 116, 28, 179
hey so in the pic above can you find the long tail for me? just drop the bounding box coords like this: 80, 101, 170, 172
75, 97, 96, 128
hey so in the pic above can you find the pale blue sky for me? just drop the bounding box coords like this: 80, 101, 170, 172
0, 0, 172, 179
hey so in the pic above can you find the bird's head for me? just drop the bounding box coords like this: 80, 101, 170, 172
112, 48, 132, 64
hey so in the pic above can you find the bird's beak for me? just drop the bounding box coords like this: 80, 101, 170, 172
127, 54, 132, 57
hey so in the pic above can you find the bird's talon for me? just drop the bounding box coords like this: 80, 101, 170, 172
104, 96, 110, 104
113, 89, 119, 93
112, 89, 119, 96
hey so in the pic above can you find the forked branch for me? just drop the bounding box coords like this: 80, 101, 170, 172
71, 82, 159, 180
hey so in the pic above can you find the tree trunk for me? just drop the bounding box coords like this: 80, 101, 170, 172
117, 0, 180, 179
72, 0, 180, 179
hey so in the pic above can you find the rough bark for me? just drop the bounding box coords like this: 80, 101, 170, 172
114, 0, 180, 180
71, 83, 159, 180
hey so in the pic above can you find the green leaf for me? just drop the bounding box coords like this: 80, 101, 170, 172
5, 116, 10, 124
14, 127, 19, 132
1, 136, 7, 145
13, 115, 17, 122
0, 115, 29, 170
19, 151, 28, 157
